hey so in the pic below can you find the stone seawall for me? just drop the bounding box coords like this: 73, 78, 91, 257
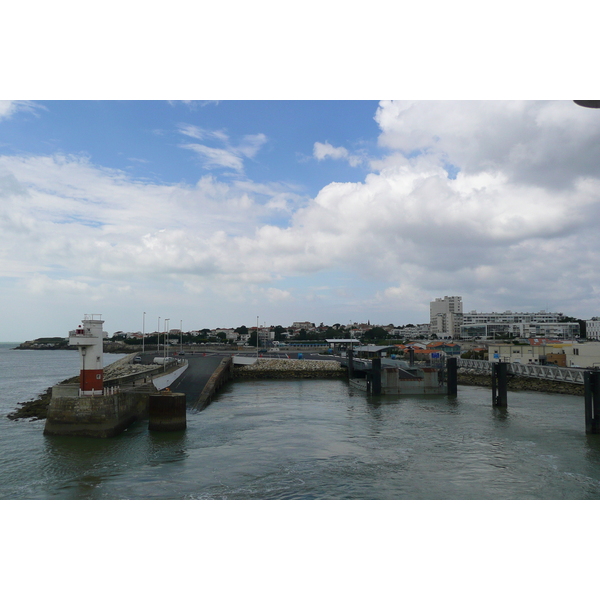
458, 370, 584, 396
231, 358, 345, 380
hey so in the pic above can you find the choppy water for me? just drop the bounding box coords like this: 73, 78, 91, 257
2, 342, 600, 499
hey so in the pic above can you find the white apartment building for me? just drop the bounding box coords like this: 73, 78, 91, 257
391, 324, 430, 338
586, 318, 600, 340
292, 321, 315, 330
461, 319, 578, 340
430, 296, 463, 338
462, 310, 562, 325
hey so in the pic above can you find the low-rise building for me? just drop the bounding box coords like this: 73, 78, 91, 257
488, 341, 600, 368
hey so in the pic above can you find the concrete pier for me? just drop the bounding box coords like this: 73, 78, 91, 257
148, 392, 186, 431
44, 387, 151, 438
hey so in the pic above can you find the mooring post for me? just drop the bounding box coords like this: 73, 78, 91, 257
447, 357, 458, 396
584, 371, 600, 434
409, 348, 415, 367
492, 362, 508, 407
372, 358, 382, 395
347, 346, 354, 379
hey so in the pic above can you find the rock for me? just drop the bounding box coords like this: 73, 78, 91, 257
231, 358, 345, 379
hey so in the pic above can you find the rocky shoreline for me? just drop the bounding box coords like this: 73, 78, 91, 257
7, 375, 79, 421
14, 341, 138, 353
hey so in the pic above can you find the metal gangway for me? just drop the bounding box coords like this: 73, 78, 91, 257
457, 358, 586, 385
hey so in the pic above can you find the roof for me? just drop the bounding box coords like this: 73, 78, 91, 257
354, 345, 397, 353
325, 339, 361, 343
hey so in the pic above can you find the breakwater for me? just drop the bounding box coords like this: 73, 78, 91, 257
193, 357, 234, 411
231, 358, 345, 380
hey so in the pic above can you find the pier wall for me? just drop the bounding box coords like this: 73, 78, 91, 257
44, 388, 152, 438
193, 357, 234, 411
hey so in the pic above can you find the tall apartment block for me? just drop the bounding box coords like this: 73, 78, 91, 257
430, 296, 463, 338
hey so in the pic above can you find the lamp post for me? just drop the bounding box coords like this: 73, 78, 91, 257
180, 319, 183, 354
164, 319, 170, 359
142, 311, 146, 354
157, 317, 160, 356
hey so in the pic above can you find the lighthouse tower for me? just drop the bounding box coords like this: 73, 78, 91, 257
69, 314, 106, 396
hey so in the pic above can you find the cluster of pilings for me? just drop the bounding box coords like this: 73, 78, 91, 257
464, 359, 600, 434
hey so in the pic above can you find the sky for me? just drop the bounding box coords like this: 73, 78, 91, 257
2, 3, 598, 342
2, 98, 600, 341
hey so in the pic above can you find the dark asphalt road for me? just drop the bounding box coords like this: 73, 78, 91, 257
168, 355, 224, 404
136, 350, 342, 405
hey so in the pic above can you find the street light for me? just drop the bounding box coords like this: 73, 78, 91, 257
157, 317, 160, 356
142, 311, 146, 354
164, 319, 170, 359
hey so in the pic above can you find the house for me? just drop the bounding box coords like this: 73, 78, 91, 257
426, 341, 462, 355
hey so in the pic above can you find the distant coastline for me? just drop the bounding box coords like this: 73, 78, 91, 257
13, 339, 137, 353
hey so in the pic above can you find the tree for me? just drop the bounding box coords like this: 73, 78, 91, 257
363, 327, 388, 340
235, 325, 248, 335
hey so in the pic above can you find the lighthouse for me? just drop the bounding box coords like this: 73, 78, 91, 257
69, 314, 106, 396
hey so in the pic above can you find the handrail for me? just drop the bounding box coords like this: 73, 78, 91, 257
457, 358, 586, 384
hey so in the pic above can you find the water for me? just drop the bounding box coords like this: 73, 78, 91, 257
2, 342, 600, 499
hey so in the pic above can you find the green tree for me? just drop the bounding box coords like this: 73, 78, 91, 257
363, 327, 388, 340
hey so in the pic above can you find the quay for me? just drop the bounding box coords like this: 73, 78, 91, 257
39, 315, 600, 437
42, 315, 348, 438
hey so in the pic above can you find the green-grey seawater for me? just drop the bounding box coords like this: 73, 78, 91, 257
1, 343, 600, 499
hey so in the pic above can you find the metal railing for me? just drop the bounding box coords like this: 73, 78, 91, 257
457, 358, 586, 385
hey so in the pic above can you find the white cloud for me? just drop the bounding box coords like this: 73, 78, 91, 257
313, 142, 349, 161
180, 143, 245, 171
313, 141, 363, 167
375, 100, 600, 189
179, 125, 267, 172
0, 100, 41, 121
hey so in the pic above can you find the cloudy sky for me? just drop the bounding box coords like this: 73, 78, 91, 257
2, 98, 600, 341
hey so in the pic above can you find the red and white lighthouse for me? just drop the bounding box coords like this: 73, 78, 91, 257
69, 314, 106, 396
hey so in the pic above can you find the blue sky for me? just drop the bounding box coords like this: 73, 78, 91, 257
3, 99, 600, 341
0, 101, 382, 199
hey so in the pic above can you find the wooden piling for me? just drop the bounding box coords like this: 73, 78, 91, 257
347, 346, 354, 379
372, 358, 382, 395
492, 362, 508, 407
584, 371, 600, 434
447, 357, 458, 396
